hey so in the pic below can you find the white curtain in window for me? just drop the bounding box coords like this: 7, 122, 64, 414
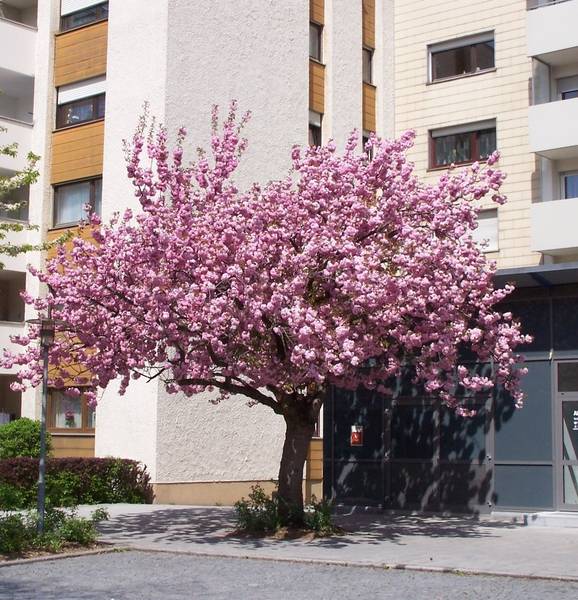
53, 392, 82, 429
61, 0, 104, 16
55, 182, 89, 226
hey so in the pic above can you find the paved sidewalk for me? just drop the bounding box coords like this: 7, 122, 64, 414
79, 504, 578, 581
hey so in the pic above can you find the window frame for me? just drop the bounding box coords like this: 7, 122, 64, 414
60, 1, 109, 32
363, 46, 374, 85
52, 177, 102, 229
429, 121, 497, 169
55, 93, 105, 129
47, 389, 95, 434
561, 171, 578, 200
309, 110, 322, 147
428, 31, 495, 84
309, 22, 323, 62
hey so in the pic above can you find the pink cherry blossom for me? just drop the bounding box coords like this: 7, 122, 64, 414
2, 103, 529, 518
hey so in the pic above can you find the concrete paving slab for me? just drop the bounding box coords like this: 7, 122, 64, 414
78, 504, 578, 581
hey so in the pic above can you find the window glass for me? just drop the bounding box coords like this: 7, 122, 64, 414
61, 2, 108, 31
52, 393, 82, 429
434, 133, 471, 166
309, 23, 322, 61
54, 181, 91, 226
0, 185, 29, 222
363, 48, 373, 84
563, 173, 578, 199
431, 37, 494, 81
56, 94, 105, 129
558, 363, 578, 394
562, 90, 578, 100
553, 298, 578, 351
309, 124, 321, 147
432, 127, 496, 168
478, 129, 497, 159
564, 466, 578, 504
93, 179, 102, 217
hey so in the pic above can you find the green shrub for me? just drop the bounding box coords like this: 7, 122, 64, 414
234, 485, 282, 533
0, 457, 153, 510
0, 418, 52, 459
0, 507, 108, 556
234, 485, 338, 536
0, 513, 35, 554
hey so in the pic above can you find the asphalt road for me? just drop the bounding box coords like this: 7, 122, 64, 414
1, 551, 578, 600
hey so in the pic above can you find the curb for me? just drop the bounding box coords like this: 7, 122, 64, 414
116, 545, 578, 583
0, 545, 126, 568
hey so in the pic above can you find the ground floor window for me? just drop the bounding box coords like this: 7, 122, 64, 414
48, 390, 95, 433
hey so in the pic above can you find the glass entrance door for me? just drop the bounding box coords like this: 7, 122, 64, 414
556, 362, 578, 509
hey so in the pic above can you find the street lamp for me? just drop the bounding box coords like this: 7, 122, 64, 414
26, 315, 56, 534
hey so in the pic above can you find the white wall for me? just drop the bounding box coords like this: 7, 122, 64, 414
95, 0, 171, 478
325, 0, 363, 149
150, 0, 310, 483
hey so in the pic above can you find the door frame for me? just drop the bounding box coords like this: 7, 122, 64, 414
554, 359, 578, 511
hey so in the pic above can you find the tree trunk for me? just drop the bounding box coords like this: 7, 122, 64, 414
276, 412, 316, 525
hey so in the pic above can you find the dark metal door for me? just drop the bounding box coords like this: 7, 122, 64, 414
324, 382, 493, 513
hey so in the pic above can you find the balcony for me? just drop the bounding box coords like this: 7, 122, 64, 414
0, 115, 33, 171
531, 198, 578, 254
0, 17, 36, 77
528, 98, 578, 160
527, 0, 578, 67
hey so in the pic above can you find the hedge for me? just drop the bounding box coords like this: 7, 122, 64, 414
0, 457, 153, 510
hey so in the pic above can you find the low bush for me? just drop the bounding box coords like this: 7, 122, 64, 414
0, 457, 153, 510
234, 484, 339, 536
0, 507, 108, 556
0, 418, 53, 459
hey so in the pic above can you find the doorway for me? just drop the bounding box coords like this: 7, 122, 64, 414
556, 361, 578, 509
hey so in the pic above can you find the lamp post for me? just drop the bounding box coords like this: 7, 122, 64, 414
26, 315, 55, 534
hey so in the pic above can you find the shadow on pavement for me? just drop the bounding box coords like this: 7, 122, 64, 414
96, 507, 519, 550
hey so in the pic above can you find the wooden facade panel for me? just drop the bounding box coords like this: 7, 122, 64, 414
310, 0, 324, 25
363, 82, 376, 132
307, 438, 323, 481
363, 0, 375, 49
51, 120, 104, 184
54, 21, 108, 87
52, 435, 95, 458
309, 60, 325, 114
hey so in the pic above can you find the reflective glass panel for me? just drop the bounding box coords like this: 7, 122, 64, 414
564, 466, 578, 505
53, 393, 82, 429
54, 181, 90, 226
562, 401, 578, 461
564, 174, 578, 199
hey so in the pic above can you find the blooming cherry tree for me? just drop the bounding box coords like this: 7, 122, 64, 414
3, 104, 528, 519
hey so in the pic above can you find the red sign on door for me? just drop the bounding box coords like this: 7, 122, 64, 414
350, 425, 364, 446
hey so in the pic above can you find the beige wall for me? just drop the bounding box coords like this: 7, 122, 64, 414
394, 0, 540, 269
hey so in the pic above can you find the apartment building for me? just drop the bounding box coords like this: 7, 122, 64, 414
0, 0, 577, 512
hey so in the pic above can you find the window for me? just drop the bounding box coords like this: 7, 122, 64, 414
60, 1, 108, 32
471, 208, 499, 253
0, 271, 26, 323
0, 185, 29, 222
309, 22, 322, 61
56, 94, 105, 128
53, 178, 102, 228
362, 130, 374, 159
562, 172, 578, 199
430, 33, 494, 82
558, 76, 578, 101
309, 110, 322, 147
363, 47, 373, 84
48, 390, 95, 432
430, 120, 497, 168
